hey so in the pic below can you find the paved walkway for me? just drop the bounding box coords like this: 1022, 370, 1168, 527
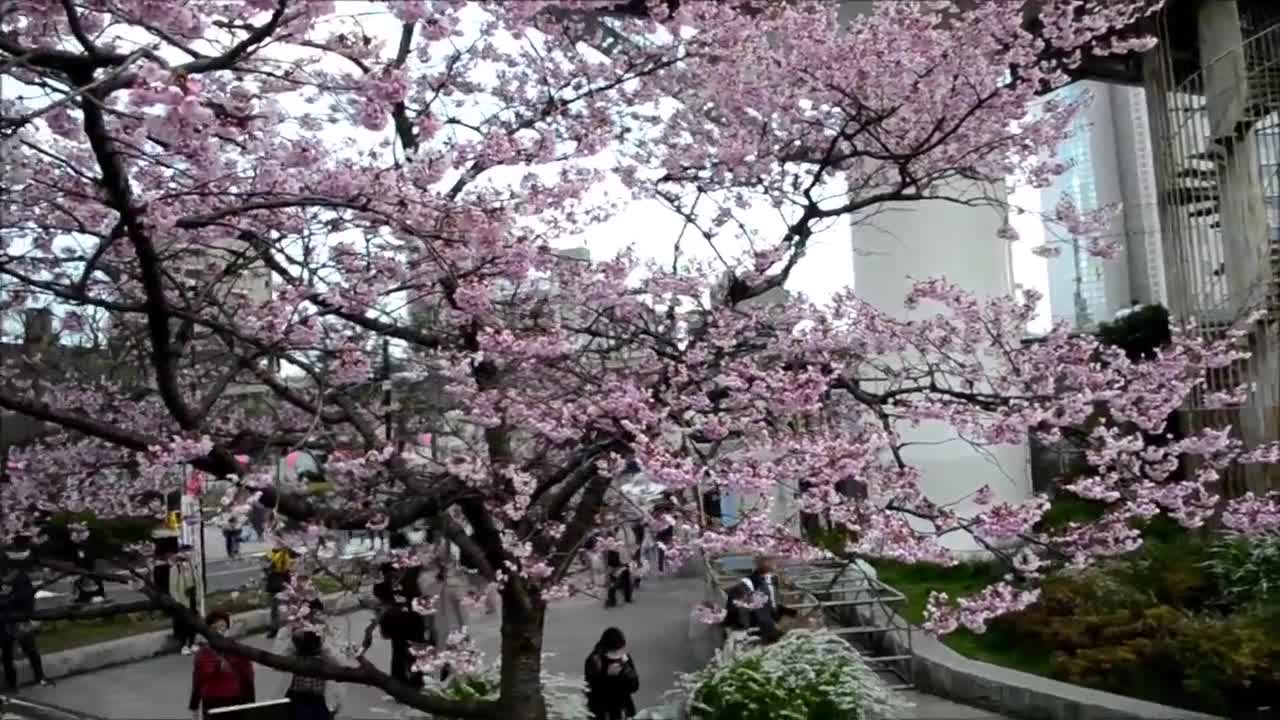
19, 575, 1006, 719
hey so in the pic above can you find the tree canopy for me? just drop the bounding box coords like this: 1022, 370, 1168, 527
1, 1, 1277, 718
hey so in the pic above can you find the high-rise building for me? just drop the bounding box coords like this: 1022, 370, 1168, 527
1040, 81, 1167, 331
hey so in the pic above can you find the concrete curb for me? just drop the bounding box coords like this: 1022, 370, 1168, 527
846, 592, 1224, 720
15, 593, 362, 686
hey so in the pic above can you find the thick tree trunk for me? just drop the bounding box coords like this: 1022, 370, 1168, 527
497, 587, 548, 720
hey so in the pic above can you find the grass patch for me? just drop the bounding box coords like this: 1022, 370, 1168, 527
36, 590, 269, 654
873, 559, 1054, 676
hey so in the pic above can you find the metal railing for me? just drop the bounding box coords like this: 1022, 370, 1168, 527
701, 554, 915, 689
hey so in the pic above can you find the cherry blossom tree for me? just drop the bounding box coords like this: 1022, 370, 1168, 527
2, 0, 1278, 718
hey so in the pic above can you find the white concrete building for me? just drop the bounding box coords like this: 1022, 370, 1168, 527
851, 180, 1033, 554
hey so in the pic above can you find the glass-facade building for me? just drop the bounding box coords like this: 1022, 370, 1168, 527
1040, 81, 1167, 330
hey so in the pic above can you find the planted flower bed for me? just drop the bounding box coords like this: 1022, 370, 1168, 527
876, 522, 1280, 716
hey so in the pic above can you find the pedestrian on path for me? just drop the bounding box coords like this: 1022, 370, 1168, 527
604, 532, 633, 608
653, 494, 677, 574
189, 610, 255, 719
429, 565, 469, 682
222, 513, 244, 559
249, 502, 268, 543
274, 601, 345, 720
373, 532, 430, 688
0, 540, 51, 690
72, 540, 106, 604
265, 541, 294, 639
171, 545, 203, 655
584, 627, 639, 720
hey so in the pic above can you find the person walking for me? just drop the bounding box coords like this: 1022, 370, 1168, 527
274, 603, 345, 720
249, 502, 268, 543
222, 513, 244, 559
265, 541, 293, 639
0, 540, 51, 690
171, 545, 203, 655
583, 532, 607, 590
429, 565, 469, 682
653, 494, 677, 574
584, 627, 638, 720
188, 611, 255, 719
604, 533, 632, 608
373, 533, 429, 688
72, 544, 106, 605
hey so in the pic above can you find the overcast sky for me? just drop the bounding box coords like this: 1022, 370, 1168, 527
1, 2, 1057, 338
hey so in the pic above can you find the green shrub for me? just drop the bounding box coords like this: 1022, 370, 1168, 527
998, 556, 1280, 715
677, 630, 905, 720
1203, 531, 1280, 609
1105, 536, 1214, 610
40, 512, 159, 562
805, 526, 849, 557
873, 528, 1274, 715
1037, 494, 1107, 531
1163, 606, 1280, 715
1037, 492, 1191, 544
427, 667, 587, 720
1097, 304, 1172, 362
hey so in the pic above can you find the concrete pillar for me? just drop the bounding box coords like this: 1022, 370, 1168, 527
852, 179, 1032, 555
1197, 0, 1270, 311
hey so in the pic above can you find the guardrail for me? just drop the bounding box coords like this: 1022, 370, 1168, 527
697, 553, 914, 687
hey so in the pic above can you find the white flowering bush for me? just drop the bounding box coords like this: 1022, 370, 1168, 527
670, 629, 908, 720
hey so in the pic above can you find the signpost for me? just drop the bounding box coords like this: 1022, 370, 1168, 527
180, 469, 207, 619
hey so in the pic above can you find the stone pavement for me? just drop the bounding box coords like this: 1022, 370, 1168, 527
20, 574, 1008, 719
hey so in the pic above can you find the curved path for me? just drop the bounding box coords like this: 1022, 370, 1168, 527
20, 575, 1005, 719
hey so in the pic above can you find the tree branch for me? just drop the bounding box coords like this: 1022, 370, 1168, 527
175, 0, 290, 75
76, 79, 197, 430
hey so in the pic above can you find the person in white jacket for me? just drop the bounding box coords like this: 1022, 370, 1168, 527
429, 566, 469, 682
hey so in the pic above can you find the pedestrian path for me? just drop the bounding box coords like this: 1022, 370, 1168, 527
19, 575, 703, 718
18, 574, 1009, 719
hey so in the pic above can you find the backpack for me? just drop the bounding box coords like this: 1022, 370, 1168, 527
269, 549, 291, 573
721, 577, 755, 629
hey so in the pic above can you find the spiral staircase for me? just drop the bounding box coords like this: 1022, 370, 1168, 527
1149, 11, 1280, 495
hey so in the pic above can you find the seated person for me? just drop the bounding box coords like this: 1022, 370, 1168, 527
722, 556, 796, 642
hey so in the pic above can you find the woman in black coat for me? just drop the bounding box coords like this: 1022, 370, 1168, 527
0, 549, 51, 689
584, 627, 638, 720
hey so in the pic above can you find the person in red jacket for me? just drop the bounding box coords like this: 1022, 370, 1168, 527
188, 611, 255, 719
